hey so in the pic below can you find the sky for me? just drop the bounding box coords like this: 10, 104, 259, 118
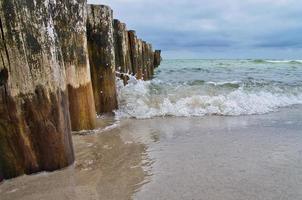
88, 0, 302, 59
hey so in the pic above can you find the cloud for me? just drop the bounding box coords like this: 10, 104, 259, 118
88, 0, 302, 59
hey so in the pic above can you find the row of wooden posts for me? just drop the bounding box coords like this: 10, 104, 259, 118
0, 1, 161, 181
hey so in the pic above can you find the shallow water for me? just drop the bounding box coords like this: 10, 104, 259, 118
1, 59, 302, 199
0, 117, 149, 200
134, 106, 302, 200
1, 105, 302, 200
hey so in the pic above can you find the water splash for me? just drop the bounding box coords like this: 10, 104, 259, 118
115, 60, 302, 119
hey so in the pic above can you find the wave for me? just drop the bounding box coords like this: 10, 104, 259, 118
186, 80, 241, 89
252, 59, 302, 64
115, 77, 302, 119
205, 81, 241, 89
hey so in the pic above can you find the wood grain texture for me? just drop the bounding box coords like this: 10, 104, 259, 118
0, 0, 75, 180
87, 4, 118, 114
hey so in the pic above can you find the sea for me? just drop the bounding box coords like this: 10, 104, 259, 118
116, 59, 302, 118
1, 59, 302, 200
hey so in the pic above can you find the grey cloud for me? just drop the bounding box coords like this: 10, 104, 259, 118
88, 0, 302, 59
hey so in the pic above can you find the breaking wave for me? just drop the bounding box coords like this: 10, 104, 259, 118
252, 59, 302, 64
115, 75, 302, 119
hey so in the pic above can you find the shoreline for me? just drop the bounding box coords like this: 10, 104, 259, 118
0, 0, 161, 180
1, 105, 302, 199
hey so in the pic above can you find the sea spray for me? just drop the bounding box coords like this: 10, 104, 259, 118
115, 59, 302, 119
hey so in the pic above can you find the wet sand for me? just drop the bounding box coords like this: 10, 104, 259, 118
1, 106, 302, 200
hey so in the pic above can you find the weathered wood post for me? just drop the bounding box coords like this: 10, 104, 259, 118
87, 4, 118, 114
143, 43, 152, 80
148, 43, 155, 79
142, 41, 149, 80
125, 30, 133, 75
113, 19, 132, 84
136, 39, 143, 80
0, 0, 74, 180
128, 30, 139, 77
54, 0, 96, 131
154, 50, 162, 68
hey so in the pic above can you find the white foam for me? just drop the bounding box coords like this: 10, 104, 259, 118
115, 77, 302, 119
73, 121, 120, 135
265, 60, 302, 64
206, 81, 241, 86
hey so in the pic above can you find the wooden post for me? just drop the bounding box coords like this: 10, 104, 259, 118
142, 41, 149, 80
0, 0, 74, 180
125, 28, 133, 75
54, 0, 96, 131
144, 43, 152, 80
113, 19, 132, 84
154, 50, 162, 68
128, 30, 139, 77
148, 44, 155, 78
87, 4, 118, 114
136, 39, 143, 80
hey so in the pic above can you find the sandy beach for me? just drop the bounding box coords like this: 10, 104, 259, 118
2, 1, 302, 199
1, 105, 302, 200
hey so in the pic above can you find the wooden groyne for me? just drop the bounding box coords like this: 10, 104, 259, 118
113, 19, 132, 84
154, 50, 162, 68
0, 0, 75, 180
128, 30, 139, 78
0, 0, 161, 181
125, 31, 160, 81
87, 5, 118, 114
56, 0, 96, 131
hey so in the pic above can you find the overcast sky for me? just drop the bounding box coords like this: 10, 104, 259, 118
88, 0, 302, 59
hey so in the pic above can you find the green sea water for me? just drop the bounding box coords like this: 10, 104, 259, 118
116, 59, 302, 118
